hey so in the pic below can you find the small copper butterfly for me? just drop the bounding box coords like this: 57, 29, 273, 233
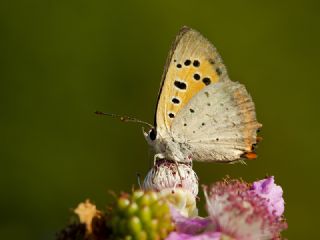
143, 26, 262, 163
97, 26, 262, 164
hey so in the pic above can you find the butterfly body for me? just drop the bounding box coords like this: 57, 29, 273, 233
144, 130, 192, 162
144, 26, 261, 164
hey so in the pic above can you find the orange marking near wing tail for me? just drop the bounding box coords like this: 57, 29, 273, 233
242, 152, 257, 160
256, 136, 263, 142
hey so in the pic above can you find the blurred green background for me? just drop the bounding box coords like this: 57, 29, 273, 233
1, 0, 319, 239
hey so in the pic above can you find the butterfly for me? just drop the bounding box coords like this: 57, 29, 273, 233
143, 26, 262, 163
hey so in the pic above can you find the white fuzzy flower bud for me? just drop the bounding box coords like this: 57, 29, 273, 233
143, 159, 199, 198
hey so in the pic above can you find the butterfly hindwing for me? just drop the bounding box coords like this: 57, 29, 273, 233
171, 79, 262, 162
155, 27, 228, 137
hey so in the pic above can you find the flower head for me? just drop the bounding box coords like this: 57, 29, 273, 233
143, 159, 199, 197
204, 177, 287, 240
168, 177, 287, 240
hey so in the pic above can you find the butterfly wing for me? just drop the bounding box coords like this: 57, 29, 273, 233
155, 26, 228, 138
171, 79, 262, 162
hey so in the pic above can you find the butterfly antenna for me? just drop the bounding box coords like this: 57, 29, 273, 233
95, 111, 153, 129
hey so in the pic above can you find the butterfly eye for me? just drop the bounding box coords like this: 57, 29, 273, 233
149, 129, 157, 141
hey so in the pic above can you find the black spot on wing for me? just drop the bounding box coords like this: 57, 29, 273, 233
168, 113, 175, 118
189, 109, 195, 113
193, 60, 200, 67
172, 97, 180, 104
184, 59, 191, 66
202, 77, 211, 86
174, 80, 187, 90
193, 73, 200, 80
176, 64, 182, 68
209, 58, 215, 65
216, 67, 222, 75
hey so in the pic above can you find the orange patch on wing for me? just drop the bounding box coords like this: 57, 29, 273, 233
242, 152, 257, 159
165, 59, 219, 127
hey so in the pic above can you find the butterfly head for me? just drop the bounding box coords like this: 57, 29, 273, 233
144, 127, 194, 162
144, 128, 157, 145
148, 128, 157, 141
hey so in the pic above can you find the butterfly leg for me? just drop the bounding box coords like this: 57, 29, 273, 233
173, 160, 184, 188
153, 153, 165, 164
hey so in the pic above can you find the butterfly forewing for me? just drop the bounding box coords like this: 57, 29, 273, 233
155, 27, 228, 136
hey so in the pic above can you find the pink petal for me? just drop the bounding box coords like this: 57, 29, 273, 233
170, 207, 212, 234
166, 231, 221, 240
251, 176, 284, 216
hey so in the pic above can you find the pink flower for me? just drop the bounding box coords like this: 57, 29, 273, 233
167, 177, 287, 240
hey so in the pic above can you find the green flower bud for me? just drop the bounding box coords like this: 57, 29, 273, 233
118, 197, 130, 210
108, 190, 174, 240
128, 216, 142, 235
